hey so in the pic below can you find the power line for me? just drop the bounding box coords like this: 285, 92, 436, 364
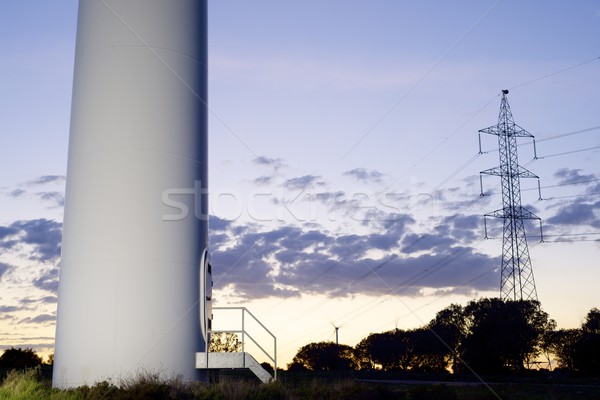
542, 192, 600, 201
432, 153, 481, 192
488, 179, 600, 197
346, 228, 600, 338
524, 177, 600, 191
335, 238, 489, 329
480, 124, 600, 154
273, 175, 598, 359
259, 148, 494, 329
264, 145, 516, 334
538, 145, 600, 159
546, 238, 600, 243
364, 266, 497, 338
352, 152, 486, 258
275, 212, 505, 355
258, 144, 593, 351
536, 125, 600, 143
531, 232, 600, 238
509, 56, 600, 90
239, 56, 600, 359
274, 215, 494, 349
340, 0, 502, 160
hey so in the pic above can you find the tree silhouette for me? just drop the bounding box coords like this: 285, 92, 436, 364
572, 307, 600, 374
355, 331, 398, 371
582, 307, 600, 333
462, 299, 554, 373
291, 341, 355, 371
353, 336, 376, 370
287, 299, 596, 375
428, 303, 467, 373
354, 329, 416, 371
545, 329, 580, 370
0, 347, 42, 369
409, 328, 449, 372
260, 361, 274, 375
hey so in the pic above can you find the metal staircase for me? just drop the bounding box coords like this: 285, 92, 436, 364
196, 307, 277, 383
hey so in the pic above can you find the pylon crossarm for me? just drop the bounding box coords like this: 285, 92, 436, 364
479, 126, 501, 135
515, 167, 538, 179
516, 207, 540, 220
485, 209, 508, 219
511, 124, 535, 138
481, 167, 503, 176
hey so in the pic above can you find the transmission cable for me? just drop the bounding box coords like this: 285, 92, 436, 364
538, 145, 600, 159
509, 56, 600, 91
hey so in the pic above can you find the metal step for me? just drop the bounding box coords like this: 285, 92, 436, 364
196, 352, 273, 383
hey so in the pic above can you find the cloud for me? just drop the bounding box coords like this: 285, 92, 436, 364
401, 230, 456, 254
36, 191, 65, 207
0, 206, 495, 307
253, 175, 274, 186
547, 200, 600, 228
209, 213, 497, 300
210, 216, 233, 232
32, 268, 59, 294
251, 157, 287, 188
8, 188, 26, 197
586, 183, 600, 195
19, 314, 56, 325
0, 336, 55, 341
343, 168, 385, 184
253, 156, 285, 171
19, 296, 57, 305
0, 226, 19, 240
0, 305, 23, 312
284, 175, 323, 190
448, 214, 481, 242
2, 176, 65, 206
26, 175, 65, 186
0, 219, 62, 262
0, 262, 14, 281
554, 168, 596, 185
0, 343, 55, 352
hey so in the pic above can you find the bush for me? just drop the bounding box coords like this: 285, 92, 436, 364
76, 381, 120, 400
0, 368, 49, 400
0, 348, 43, 370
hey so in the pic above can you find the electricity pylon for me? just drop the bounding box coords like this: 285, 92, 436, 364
479, 90, 543, 301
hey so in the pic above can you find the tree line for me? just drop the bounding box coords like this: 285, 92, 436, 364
1, 299, 598, 377
0, 348, 49, 370
288, 298, 600, 375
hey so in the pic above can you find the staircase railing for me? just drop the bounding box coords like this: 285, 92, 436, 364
211, 306, 277, 380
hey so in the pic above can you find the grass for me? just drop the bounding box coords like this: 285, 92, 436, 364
1, 368, 599, 399
0, 368, 48, 400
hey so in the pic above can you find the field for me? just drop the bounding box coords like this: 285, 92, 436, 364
1, 368, 599, 400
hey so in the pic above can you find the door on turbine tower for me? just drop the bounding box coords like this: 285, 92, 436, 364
200, 249, 213, 350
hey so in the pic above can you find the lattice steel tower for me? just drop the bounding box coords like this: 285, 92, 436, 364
479, 90, 542, 301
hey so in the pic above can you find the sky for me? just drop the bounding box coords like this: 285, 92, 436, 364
1, 0, 599, 369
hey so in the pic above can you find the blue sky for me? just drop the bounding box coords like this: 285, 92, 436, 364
1, 1, 599, 367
